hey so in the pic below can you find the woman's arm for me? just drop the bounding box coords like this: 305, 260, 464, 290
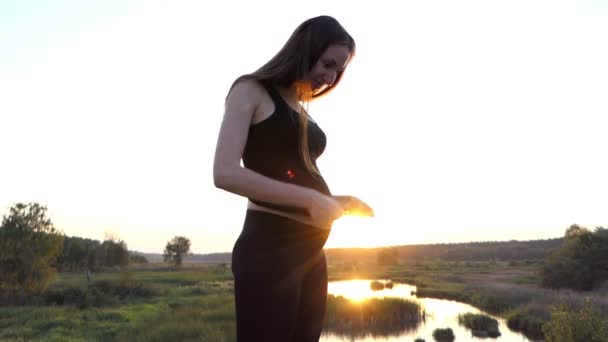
213, 79, 317, 210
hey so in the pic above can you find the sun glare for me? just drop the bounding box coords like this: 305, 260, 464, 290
327, 279, 416, 303
327, 280, 371, 303
325, 216, 376, 248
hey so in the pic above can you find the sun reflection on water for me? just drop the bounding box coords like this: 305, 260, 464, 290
327, 279, 416, 303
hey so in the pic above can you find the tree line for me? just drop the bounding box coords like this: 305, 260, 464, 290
57, 235, 133, 272
0, 202, 191, 304
325, 238, 564, 265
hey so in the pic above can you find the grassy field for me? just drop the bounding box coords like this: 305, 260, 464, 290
0, 264, 236, 342
1, 260, 607, 341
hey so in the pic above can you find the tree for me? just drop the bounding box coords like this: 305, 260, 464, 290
98, 238, 129, 269
564, 224, 590, 239
129, 253, 148, 264
163, 236, 191, 268
540, 225, 608, 291
0, 202, 64, 303
57, 236, 100, 272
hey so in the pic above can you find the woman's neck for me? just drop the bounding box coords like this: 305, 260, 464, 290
277, 86, 299, 102
276, 85, 314, 121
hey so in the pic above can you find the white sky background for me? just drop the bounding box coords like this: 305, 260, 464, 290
1, 0, 607, 253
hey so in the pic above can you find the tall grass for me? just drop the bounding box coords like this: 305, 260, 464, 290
323, 294, 424, 338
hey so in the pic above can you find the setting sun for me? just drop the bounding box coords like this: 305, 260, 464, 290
325, 216, 378, 249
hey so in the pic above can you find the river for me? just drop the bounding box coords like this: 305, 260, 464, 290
321, 279, 536, 342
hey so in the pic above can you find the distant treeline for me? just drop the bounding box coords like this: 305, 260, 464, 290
138, 252, 231, 264
168, 238, 564, 265
325, 238, 564, 264
400, 238, 564, 261
86, 239, 568, 268
57, 236, 148, 272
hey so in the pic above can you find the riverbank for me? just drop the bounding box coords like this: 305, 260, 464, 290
328, 259, 608, 340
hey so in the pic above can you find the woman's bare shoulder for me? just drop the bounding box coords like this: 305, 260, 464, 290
227, 76, 267, 102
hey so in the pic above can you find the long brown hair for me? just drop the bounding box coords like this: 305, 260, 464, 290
231, 15, 356, 176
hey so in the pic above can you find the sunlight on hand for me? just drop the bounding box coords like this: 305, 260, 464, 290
327, 215, 376, 248
342, 209, 373, 218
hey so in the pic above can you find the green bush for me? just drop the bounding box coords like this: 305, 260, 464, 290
506, 306, 547, 340
458, 312, 500, 337
542, 299, 608, 342
370, 280, 384, 291
43, 280, 156, 308
432, 327, 454, 341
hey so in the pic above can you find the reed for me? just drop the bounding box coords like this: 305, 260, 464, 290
323, 294, 425, 338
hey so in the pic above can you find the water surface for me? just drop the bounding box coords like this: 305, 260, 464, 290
321, 279, 534, 342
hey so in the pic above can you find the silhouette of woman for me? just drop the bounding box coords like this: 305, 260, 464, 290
213, 15, 373, 342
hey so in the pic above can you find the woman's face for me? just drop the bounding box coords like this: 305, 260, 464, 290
309, 44, 352, 93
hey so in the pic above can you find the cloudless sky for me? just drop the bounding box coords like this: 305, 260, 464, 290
1, 0, 607, 253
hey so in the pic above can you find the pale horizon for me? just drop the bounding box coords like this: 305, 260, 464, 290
1, 0, 607, 254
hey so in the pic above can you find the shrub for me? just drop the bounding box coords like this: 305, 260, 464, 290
542, 299, 608, 342
43, 280, 156, 308
458, 313, 500, 337
432, 327, 455, 341
370, 280, 384, 291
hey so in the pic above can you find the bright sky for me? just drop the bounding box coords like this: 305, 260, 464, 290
1, 0, 607, 254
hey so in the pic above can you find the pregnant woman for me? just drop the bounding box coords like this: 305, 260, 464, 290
213, 15, 373, 342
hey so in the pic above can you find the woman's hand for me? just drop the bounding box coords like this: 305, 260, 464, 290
333, 195, 374, 217
307, 190, 344, 229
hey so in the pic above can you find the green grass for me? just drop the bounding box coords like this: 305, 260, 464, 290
52, 267, 231, 288
114, 293, 235, 342
510, 274, 539, 285
0, 302, 166, 341
0, 266, 234, 342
